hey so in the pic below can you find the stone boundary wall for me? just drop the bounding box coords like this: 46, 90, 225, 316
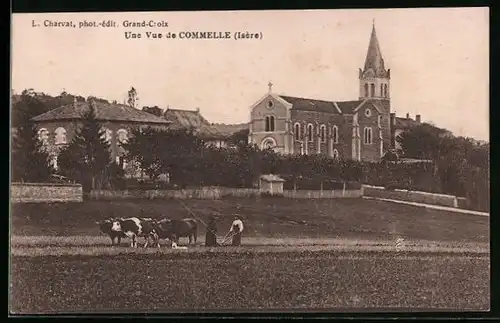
89, 187, 363, 200
283, 189, 363, 199
11, 182, 83, 203
362, 185, 460, 208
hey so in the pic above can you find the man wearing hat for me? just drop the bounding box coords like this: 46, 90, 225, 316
229, 215, 244, 246
205, 214, 218, 247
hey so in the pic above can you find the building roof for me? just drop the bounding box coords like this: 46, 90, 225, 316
278, 95, 380, 115
32, 101, 171, 124
260, 174, 285, 182
163, 108, 224, 138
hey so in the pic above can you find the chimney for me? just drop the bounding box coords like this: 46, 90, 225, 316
416, 114, 421, 124
390, 113, 396, 126
195, 107, 200, 113
406, 113, 410, 119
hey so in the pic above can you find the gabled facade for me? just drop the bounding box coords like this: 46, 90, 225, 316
248, 23, 392, 162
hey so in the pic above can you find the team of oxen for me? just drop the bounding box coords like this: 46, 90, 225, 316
96, 217, 198, 248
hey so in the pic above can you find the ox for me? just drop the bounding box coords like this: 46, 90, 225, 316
96, 218, 126, 246
153, 218, 198, 247
110, 217, 158, 248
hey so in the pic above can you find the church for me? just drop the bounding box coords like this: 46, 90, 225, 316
248, 23, 395, 162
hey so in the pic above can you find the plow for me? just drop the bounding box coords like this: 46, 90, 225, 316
176, 199, 238, 247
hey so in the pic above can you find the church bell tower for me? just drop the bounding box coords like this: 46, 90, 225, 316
359, 21, 390, 100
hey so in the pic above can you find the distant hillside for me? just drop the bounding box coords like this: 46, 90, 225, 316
11, 91, 117, 128
11, 91, 106, 113
11, 91, 251, 137
211, 123, 249, 136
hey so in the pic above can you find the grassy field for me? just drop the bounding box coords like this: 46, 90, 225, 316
10, 252, 490, 313
10, 198, 490, 243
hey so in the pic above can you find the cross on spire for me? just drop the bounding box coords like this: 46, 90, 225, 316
268, 81, 273, 93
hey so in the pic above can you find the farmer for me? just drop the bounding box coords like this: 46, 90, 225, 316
205, 214, 218, 247
229, 216, 244, 246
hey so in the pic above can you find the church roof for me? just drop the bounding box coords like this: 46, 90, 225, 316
32, 101, 171, 124
363, 22, 386, 73
278, 95, 366, 114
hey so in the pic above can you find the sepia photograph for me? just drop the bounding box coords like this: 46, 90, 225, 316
10, 7, 490, 314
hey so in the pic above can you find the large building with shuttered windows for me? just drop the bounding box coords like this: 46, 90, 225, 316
31, 99, 171, 169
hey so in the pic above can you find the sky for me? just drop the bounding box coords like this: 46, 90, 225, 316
11, 8, 489, 141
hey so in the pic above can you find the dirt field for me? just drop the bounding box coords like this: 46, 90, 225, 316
10, 198, 490, 313
10, 252, 490, 313
11, 198, 490, 243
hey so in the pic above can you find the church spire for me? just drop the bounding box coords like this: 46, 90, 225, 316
358, 21, 390, 100
363, 21, 385, 73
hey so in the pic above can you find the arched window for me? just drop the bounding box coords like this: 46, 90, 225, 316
364, 127, 373, 145
101, 128, 113, 143
364, 84, 369, 97
332, 149, 339, 160
117, 129, 128, 144
320, 125, 326, 143
385, 84, 388, 97
332, 125, 339, 144
370, 84, 375, 97
54, 127, 67, 145
37, 128, 49, 145
380, 84, 383, 97
294, 123, 301, 141
265, 116, 275, 132
307, 124, 313, 142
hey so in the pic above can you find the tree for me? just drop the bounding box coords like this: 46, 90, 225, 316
11, 90, 54, 182
396, 123, 450, 160
57, 103, 112, 191
121, 127, 164, 180
228, 128, 250, 148
127, 87, 139, 108
122, 127, 204, 185
87, 96, 109, 104
142, 106, 163, 117
11, 121, 53, 182
12, 90, 51, 128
